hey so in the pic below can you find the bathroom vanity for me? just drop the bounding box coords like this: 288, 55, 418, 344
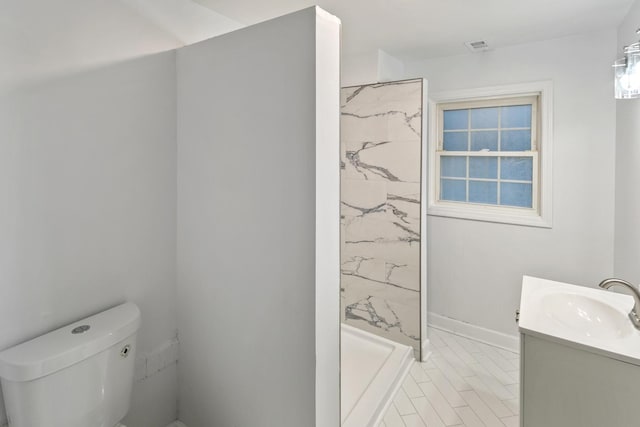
518, 276, 640, 427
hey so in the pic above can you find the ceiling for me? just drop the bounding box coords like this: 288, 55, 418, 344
194, 0, 635, 58
0, 0, 240, 94
0, 0, 176, 93
0, 0, 635, 93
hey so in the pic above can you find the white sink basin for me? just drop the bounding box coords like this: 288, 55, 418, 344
540, 292, 634, 340
519, 276, 640, 366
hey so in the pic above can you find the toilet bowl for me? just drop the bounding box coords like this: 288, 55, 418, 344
0, 302, 141, 427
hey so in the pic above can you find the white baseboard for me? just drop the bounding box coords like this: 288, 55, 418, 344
1, 416, 183, 427
8, 419, 182, 427
428, 312, 520, 353
1, 412, 183, 427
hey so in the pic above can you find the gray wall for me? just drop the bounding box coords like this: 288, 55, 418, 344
405, 29, 618, 336
614, 0, 640, 283
176, 8, 339, 427
0, 52, 178, 427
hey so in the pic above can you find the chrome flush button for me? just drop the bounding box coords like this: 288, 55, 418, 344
71, 325, 90, 334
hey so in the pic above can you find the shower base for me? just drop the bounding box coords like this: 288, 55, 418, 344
341, 324, 413, 427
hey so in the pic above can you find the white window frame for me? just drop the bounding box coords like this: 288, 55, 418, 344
428, 81, 553, 228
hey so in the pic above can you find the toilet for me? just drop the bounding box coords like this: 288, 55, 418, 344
0, 302, 141, 427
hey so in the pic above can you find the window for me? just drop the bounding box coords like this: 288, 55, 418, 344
428, 82, 553, 227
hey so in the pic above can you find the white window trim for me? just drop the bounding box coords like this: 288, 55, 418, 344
427, 81, 553, 228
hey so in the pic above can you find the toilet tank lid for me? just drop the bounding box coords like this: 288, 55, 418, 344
0, 302, 141, 382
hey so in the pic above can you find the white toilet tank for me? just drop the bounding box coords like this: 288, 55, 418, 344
0, 302, 141, 427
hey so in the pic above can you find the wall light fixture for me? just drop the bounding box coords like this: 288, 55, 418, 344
614, 29, 640, 99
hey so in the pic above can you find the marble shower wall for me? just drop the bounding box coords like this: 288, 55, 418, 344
341, 79, 423, 355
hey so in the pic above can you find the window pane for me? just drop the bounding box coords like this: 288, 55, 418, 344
471, 131, 498, 151
471, 107, 499, 129
501, 130, 531, 151
443, 132, 468, 151
501, 157, 533, 181
441, 156, 467, 178
501, 182, 532, 208
501, 105, 532, 128
469, 157, 497, 179
444, 110, 468, 130
469, 181, 497, 204
441, 179, 466, 201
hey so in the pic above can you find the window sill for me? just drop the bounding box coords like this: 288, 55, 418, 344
427, 201, 552, 228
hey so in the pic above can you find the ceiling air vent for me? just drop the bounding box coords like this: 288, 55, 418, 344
465, 40, 490, 53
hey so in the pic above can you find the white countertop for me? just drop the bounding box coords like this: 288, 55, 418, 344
519, 275, 640, 366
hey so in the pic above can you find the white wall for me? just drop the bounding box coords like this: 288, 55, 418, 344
614, 0, 640, 283
119, 0, 242, 45
314, 8, 342, 426
0, 52, 178, 427
176, 7, 340, 427
342, 49, 406, 87
342, 50, 378, 86
377, 50, 405, 82
405, 30, 618, 336
0, 0, 244, 95
0, 0, 181, 95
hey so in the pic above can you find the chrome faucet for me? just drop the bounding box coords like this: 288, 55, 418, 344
598, 278, 640, 330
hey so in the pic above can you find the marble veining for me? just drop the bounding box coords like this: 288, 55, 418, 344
344, 141, 402, 181
342, 111, 421, 139
340, 79, 423, 355
342, 255, 416, 292
345, 296, 419, 343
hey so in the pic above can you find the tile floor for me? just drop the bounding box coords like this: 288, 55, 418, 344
380, 328, 520, 427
